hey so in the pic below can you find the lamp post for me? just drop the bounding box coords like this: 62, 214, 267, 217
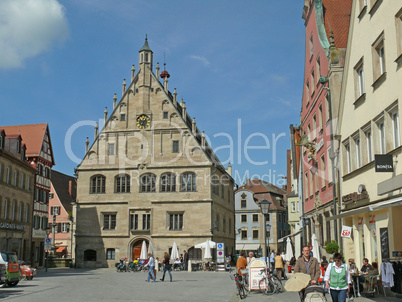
45, 227, 51, 272
51, 213, 57, 255
259, 199, 271, 269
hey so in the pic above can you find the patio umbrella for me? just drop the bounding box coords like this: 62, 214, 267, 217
311, 233, 320, 260
148, 241, 154, 256
171, 241, 179, 260
285, 238, 293, 262
140, 240, 147, 260
204, 239, 212, 259
284, 273, 311, 292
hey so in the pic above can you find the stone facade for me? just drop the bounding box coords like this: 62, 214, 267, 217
73, 38, 235, 268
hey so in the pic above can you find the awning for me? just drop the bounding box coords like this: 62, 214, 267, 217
56, 246, 67, 253
327, 196, 402, 221
235, 243, 260, 251
278, 229, 303, 243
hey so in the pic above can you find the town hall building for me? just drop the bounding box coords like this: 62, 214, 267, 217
73, 37, 235, 268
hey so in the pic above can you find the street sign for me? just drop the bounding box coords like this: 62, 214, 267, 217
216, 243, 225, 263
45, 238, 51, 244
44, 243, 51, 251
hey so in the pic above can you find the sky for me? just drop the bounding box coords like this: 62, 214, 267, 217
0, 0, 305, 188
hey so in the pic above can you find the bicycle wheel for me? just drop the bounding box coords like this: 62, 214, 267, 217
259, 278, 275, 295
272, 275, 284, 293
238, 283, 246, 299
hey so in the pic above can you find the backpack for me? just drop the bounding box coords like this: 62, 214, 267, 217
304, 285, 327, 302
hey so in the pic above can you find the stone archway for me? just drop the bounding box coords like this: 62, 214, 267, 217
131, 238, 149, 261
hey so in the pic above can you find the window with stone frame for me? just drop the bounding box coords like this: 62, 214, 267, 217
241, 214, 247, 223
376, 118, 386, 154
103, 213, 116, 230
320, 154, 326, 189
389, 107, 400, 149
354, 58, 365, 100
115, 174, 130, 193
396, 8, 402, 60
241, 230, 247, 240
371, 31, 386, 84
130, 213, 138, 230
108, 143, 115, 155
172, 140, 179, 153
140, 174, 156, 192
253, 229, 259, 239
106, 248, 115, 260
169, 213, 183, 230
180, 172, 196, 192
160, 173, 176, 192
90, 175, 106, 194
142, 214, 150, 230
229, 218, 232, 234
252, 214, 258, 223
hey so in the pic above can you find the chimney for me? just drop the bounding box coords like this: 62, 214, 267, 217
68, 180, 72, 196
131, 65, 135, 83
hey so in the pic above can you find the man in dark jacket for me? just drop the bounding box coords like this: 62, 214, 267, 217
294, 245, 321, 284
183, 250, 189, 271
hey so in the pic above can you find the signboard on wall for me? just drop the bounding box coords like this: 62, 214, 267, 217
380, 228, 390, 260
341, 225, 352, 238
375, 155, 393, 172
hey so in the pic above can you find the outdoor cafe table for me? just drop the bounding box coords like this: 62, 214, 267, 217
350, 272, 362, 297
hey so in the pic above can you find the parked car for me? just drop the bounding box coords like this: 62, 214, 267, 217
0, 252, 20, 286
19, 262, 36, 280
0, 263, 7, 285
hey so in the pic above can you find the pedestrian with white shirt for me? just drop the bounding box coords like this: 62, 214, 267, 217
144, 253, 156, 282
324, 253, 352, 302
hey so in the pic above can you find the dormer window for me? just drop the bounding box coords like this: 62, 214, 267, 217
17, 140, 21, 153
0, 133, 4, 149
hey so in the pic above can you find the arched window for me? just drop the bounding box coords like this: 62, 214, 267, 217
4, 198, 9, 219
25, 205, 30, 223
12, 200, 17, 220
140, 174, 156, 192
160, 173, 176, 192
115, 174, 130, 193
84, 249, 97, 261
90, 175, 106, 194
181, 173, 196, 192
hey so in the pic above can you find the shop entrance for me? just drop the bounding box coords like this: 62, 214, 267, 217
132, 240, 148, 260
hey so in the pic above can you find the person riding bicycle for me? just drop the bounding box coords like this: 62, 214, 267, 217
236, 251, 247, 276
294, 245, 320, 300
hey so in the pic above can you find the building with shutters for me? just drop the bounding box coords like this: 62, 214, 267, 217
73, 37, 235, 268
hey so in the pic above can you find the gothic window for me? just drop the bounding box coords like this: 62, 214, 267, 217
115, 174, 130, 193
160, 173, 176, 192
181, 173, 196, 192
140, 174, 156, 192
90, 175, 106, 194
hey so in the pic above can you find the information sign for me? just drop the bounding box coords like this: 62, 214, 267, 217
248, 259, 266, 291
341, 225, 352, 238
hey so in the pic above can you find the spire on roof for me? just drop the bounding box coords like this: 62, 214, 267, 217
139, 34, 152, 52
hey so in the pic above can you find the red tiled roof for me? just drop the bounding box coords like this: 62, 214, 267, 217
236, 178, 286, 195
1, 123, 48, 157
322, 0, 352, 48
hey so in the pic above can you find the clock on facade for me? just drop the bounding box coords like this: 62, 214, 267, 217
136, 114, 151, 129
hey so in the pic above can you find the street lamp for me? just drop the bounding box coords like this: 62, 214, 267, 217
45, 227, 51, 272
259, 199, 271, 268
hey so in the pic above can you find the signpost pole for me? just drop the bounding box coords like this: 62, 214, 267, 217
45, 251, 48, 272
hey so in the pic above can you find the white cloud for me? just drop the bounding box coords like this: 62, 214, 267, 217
189, 55, 211, 67
0, 0, 69, 69
269, 74, 287, 83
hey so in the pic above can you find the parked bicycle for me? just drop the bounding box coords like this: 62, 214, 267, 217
230, 269, 247, 299
258, 267, 284, 295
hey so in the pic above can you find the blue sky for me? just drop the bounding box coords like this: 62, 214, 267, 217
0, 0, 305, 187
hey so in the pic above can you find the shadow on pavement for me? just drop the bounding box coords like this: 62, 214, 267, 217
0, 289, 24, 299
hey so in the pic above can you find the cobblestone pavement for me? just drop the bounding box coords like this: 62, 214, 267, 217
0, 268, 401, 302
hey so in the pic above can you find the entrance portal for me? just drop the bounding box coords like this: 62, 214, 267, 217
132, 240, 148, 260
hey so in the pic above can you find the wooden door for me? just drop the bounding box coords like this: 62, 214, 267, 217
132, 240, 148, 260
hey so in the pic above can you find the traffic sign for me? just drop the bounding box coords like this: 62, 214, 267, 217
45, 238, 51, 244
44, 243, 51, 251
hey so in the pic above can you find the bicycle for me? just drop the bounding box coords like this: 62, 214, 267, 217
258, 268, 277, 295
230, 269, 247, 299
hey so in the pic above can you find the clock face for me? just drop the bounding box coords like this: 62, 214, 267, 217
136, 114, 151, 129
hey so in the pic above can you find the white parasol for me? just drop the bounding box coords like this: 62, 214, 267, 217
194, 240, 216, 249
204, 239, 212, 259
171, 241, 179, 260
140, 240, 147, 260
311, 233, 320, 261
285, 238, 293, 262
148, 240, 154, 256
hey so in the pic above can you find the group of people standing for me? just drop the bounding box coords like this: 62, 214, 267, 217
144, 250, 189, 283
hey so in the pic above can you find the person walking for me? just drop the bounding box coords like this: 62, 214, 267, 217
324, 252, 351, 302
236, 251, 247, 276
160, 252, 173, 282
275, 252, 284, 280
183, 250, 189, 271
144, 253, 156, 282
270, 250, 275, 269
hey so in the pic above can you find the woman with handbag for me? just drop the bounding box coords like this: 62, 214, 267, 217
160, 252, 173, 282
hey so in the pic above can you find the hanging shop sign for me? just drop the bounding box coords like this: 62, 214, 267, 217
375, 154, 393, 172
341, 225, 352, 238
0, 223, 24, 231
